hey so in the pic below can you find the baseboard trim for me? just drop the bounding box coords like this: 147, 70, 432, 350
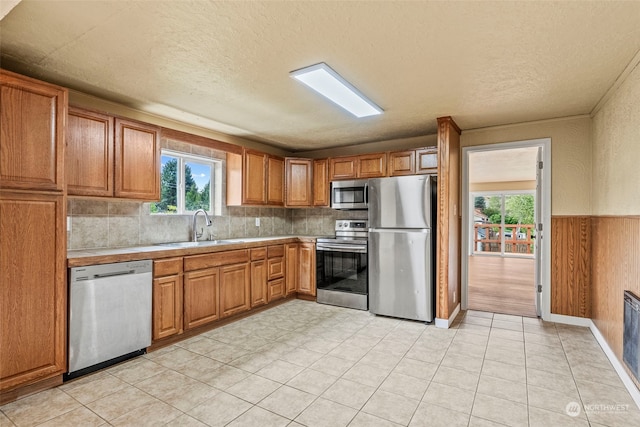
588, 320, 640, 410
546, 312, 592, 327
435, 303, 461, 329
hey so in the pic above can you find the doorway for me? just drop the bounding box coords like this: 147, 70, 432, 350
461, 139, 551, 318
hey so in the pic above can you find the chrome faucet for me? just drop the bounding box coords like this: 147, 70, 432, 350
192, 209, 212, 242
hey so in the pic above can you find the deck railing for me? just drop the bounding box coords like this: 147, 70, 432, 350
473, 223, 535, 254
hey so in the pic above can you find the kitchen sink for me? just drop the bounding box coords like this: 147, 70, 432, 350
156, 240, 241, 248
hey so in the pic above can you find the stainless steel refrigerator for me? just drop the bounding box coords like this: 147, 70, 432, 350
368, 175, 436, 322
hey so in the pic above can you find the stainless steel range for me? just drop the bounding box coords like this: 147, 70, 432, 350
316, 220, 368, 310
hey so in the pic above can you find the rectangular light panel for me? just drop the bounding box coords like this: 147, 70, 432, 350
290, 63, 383, 118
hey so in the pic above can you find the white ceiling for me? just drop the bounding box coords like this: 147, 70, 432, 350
469, 147, 538, 184
1, 1, 639, 152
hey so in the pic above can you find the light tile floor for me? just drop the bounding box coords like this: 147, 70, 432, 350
2, 300, 640, 427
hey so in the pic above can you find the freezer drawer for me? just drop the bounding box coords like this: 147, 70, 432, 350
369, 229, 434, 322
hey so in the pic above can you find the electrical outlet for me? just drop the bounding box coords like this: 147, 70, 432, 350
453, 291, 457, 303
255, 217, 260, 227
67, 216, 72, 231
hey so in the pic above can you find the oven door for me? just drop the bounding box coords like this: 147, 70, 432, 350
316, 245, 368, 310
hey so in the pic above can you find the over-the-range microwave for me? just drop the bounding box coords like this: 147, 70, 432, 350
330, 179, 368, 210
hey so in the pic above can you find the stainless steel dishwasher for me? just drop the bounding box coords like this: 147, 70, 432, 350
67, 260, 152, 379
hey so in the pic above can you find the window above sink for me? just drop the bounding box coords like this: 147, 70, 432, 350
151, 149, 222, 216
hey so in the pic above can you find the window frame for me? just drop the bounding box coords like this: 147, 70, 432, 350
153, 149, 222, 215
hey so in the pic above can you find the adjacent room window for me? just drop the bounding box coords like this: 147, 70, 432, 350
151, 150, 222, 215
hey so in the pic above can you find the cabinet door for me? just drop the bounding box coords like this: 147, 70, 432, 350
285, 243, 299, 295
389, 150, 416, 176
243, 150, 266, 204
0, 71, 67, 191
114, 118, 160, 200
416, 147, 438, 174
184, 268, 219, 330
267, 278, 285, 302
285, 158, 312, 207
220, 263, 251, 318
298, 243, 316, 296
152, 274, 183, 340
329, 156, 357, 180
0, 192, 66, 391
267, 156, 284, 206
312, 159, 329, 207
250, 260, 268, 308
358, 153, 387, 178
67, 108, 114, 196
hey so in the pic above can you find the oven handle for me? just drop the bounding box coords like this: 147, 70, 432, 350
317, 244, 367, 253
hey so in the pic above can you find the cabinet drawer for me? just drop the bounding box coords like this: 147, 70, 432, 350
267, 278, 285, 302
184, 249, 249, 272
154, 257, 183, 277
251, 247, 267, 261
268, 257, 284, 280
267, 244, 285, 258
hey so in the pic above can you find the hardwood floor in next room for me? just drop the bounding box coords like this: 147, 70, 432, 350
468, 255, 537, 317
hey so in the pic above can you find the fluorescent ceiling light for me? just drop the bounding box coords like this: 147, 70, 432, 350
290, 63, 383, 118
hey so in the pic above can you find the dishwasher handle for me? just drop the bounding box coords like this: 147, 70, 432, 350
70, 260, 152, 284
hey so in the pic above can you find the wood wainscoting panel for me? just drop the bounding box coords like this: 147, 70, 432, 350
551, 216, 591, 318
592, 217, 640, 370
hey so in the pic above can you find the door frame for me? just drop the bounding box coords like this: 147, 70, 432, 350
461, 138, 551, 319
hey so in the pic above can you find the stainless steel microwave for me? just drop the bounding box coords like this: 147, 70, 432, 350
330, 179, 368, 210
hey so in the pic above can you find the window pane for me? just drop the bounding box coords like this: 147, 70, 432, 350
184, 160, 211, 212
504, 194, 535, 254
473, 195, 502, 254
151, 155, 178, 214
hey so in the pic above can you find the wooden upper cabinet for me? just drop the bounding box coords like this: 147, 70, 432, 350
227, 149, 285, 207
242, 150, 266, 204
329, 153, 387, 180
0, 70, 67, 192
389, 150, 416, 176
114, 118, 160, 201
285, 158, 312, 207
313, 159, 329, 207
329, 156, 357, 180
358, 152, 386, 178
416, 147, 438, 174
66, 108, 114, 196
267, 156, 284, 206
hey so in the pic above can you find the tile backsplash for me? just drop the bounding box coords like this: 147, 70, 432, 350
67, 199, 367, 250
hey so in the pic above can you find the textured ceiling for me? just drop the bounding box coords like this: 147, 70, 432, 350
1, 1, 640, 152
469, 147, 538, 184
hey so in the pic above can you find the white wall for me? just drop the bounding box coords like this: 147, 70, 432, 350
592, 61, 640, 215
461, 116, 592, 215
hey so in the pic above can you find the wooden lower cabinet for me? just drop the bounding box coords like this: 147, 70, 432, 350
298, 243, 316, 296
220, 263, 251, 318
0, 191, 66, 392
153, 274, 183, 340
184, 268, 220, 330
285, 243, 299, 295
250, 259, 268, 307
